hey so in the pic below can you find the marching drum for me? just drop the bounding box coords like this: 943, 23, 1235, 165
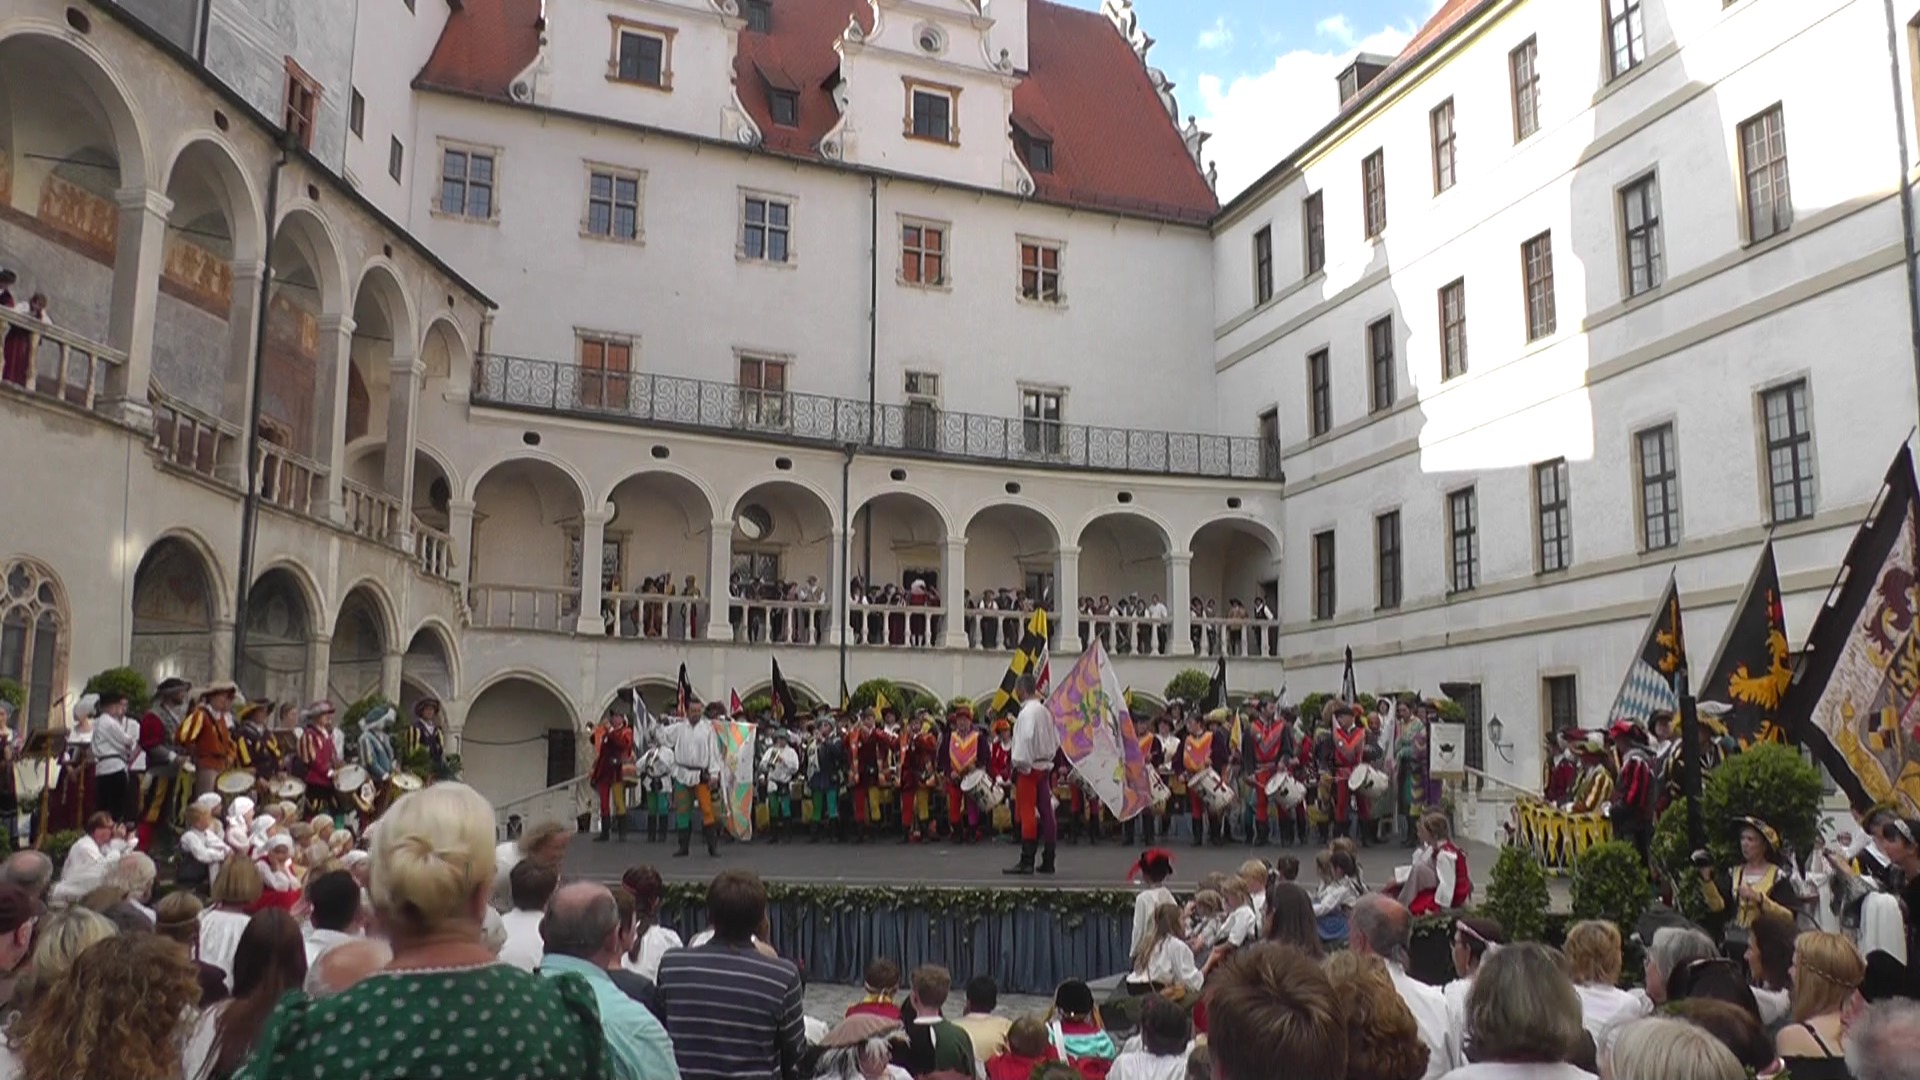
268, 776, 307, 802
1190, 768, 1236, 814
1350, 763, 1390, 800
216, 769, 256, 797
1147, 770, 1171, 811
1267, 772, 1308, 810
334, 764, 369, 794
390, 772, 424, 793
960, 769, 1004, 811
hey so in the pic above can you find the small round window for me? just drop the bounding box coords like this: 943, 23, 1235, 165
916, 23, 946, 55
736, 504, 775, 542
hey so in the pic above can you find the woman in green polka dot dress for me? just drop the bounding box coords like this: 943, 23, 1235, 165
236, 784, 612, 1080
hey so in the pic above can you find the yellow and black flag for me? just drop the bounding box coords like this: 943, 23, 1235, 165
1605, 575, 1686, 726
1700, 542, 1791, 749
770, 658, 799, 724
987, 609, 1051, 718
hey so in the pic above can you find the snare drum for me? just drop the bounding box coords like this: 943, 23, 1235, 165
1147, 770, 1171, 810
1350, 763, 1390, 800
216, 769, 256, 797
959, 770, 994, 809
1268, 773, 1307, 810
978, 780, 1009, 811
1190, 768, 1236, 814
390, 771, 424, 794
334, 764, 369, 794
268, 776, 307, 802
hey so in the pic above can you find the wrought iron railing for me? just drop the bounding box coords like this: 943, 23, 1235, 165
474, 353, 1280, 480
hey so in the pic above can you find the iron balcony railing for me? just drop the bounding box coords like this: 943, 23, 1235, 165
474, 353, 1282, 481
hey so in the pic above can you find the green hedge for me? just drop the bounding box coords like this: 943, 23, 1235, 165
84, 667, 151, 715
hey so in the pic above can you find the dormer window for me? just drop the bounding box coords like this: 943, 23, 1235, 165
742, 0, 771, 33
770, 89, 798, 128
1014, 125, 1054, 174
609, 18, 674, 90
905, 79, 959, 145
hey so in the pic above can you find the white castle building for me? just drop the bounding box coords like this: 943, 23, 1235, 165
0, 0, 1914, 827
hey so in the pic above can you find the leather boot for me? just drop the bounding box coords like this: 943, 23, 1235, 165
1256, 822, 1270, 847
1037, 844, 1057, 875
1004, 842, 1037, 875
674, 825, 692, 857
1190, 817, 1205, 847
594, 814, 611, 843
615, 810, 628, 843
705, 824, 721, 857
1123, 820, 1136, 847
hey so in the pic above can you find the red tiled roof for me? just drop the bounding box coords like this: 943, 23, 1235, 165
1401, 0, 1488, 61
415, 0, 1215, 225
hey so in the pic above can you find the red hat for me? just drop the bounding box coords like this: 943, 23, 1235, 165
1607, 719, 1649, 744
1129, 848, 1175, 882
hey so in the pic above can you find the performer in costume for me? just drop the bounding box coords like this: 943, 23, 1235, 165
1568, 733, 1614, 814
762, 730, 801, 844
988, 715, 1015, 838
357, 704, 397, 820
176, 681, 238, 801
1392, 701, 1429, 847
1608, 720, 1659, 865
233, 700, 282, 785
296, 701, 341, 816
1249, 704, 1295, 848
1003, 674, 1059, 876
806, 709, 846, 844
1328, 699, 1372, 846
901, 712, 940, 843
136, 677, 192, 848
590, 709, 636, 843
1180, 709, 1232, 848
670, 702, 722, 858
1381, 811, 1473, 916
848, 708, 896, 845
1123, 718, 1164, 847
402, 697, 450, 779
1544, 730, 1581, 805
941, 703, 984, 844
1698, 816, 1801, 950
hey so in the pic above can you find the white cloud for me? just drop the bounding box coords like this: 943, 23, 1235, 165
1315, 14, 1355, 47
1197, 15, 1234, 52
1196, 25, 1413, 201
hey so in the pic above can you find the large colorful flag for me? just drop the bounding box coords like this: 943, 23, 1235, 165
676, 663, 696, 717
988, 609, 1052, 718
771, 659, 799, 724
1780, 445, 1920, 813
712, 718, 758, 840
1047, 640, 1155, 821
1606, 575, 1687, 726
1699, 542, 1793, 749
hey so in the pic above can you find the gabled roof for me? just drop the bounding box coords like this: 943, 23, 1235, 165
415, 0, 1216, 226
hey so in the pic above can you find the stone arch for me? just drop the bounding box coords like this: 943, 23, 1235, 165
345, 260, 416, 447
962, 500, 1063, 606
604, 468, 718, 619
1075, 511, 1174, 608
468, 456, 592, 595
465, 450, 595, 509
622, 676, 683, 720
461, 673, 580, 802
0, 23, 151, 188
850, 489, 950, 593
1187, 515, 1283, 634
722, 473, 837, 523
333, 577, 401, 655
159, 131, 265, 263
329, 583, 392, 705
270, 203, 350, 317
400, 620, 458, 713
240, 563, 320, 706
261, 205, 348, 458
727, 478, 836, 597
130, 533, 222, 689
420, 314, 471, 383
0, 556, 70, 732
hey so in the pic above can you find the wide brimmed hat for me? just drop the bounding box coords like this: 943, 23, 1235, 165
412, 696, 442, 717
1607, 719, 1650, 744
236, 700, 271, 723
820, 1014, 901, 1049
1733, 816, 1782, 857
200, 680, 239, 699
155, 677, 192, 696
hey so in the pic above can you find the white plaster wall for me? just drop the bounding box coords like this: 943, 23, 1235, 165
342, 0, 450, 219
544, 0, 741, 140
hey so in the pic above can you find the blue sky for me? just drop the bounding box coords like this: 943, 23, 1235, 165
1055, 0, 1444, 199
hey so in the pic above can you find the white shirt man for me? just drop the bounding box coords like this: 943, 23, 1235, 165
89, 705, 139, 777
499, 906, 545, 973
669, 713, 714, 787
1353, 895, 1456, 1080
1011, 695, 1059, 774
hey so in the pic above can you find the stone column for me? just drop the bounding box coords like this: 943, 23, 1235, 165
380, 650, 404, 702
383, 350, 424, 549
448, 498, 477, 587
313, 314, 357, 523
307, 634, 332, 709
209, 620, 236, 682
575, 506, 612, 635
103, 186, 172, 429
1054, 545, 1081, 653
828, 528, 848, 648
942, 536, 969, 648
218, 259, 265, 484
1167, 551, 1194, 657
705, 519, 735, 642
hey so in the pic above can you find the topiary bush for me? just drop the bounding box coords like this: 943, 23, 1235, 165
1570, 840, 1654, 932
41, 829, 80, 871
1299, 692, 1333, 725
84, 667, 150, 715
742, 693, 773, 718
1164, 669, 1212, 706
0, 679, 23, 713
1483, 845, 1551, 942
340, 693, 392, 742
1650, 741, 1822, 921
850, 680, 938, 716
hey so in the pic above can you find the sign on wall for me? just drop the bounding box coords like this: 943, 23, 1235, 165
1429, 720, 1467, 780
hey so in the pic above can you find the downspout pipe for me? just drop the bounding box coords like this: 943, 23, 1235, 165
867, 174, 878, 443
839, 443, 855, 701
231, 148, 289, 677
1883, 0, 1920, 424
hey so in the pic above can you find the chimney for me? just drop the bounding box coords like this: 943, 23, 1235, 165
1336, 53, 1395, 108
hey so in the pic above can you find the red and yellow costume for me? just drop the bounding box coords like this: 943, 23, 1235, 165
591, 718, 636, 839
176, 700, 236, 800
942, 715, 983, 838
900, 719, 940, 838
1250, 714, 1293, 835
848, 722, 897, 829
1330, 720, 1368, 825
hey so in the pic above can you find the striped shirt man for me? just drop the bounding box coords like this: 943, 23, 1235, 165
657, 940, 807, 1080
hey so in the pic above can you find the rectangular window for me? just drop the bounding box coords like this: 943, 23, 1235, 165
438, 147, 495, 219
1637, 423, 1680, 550
742, 195, 792, 263
742, 0, 771, 33
1258, 409, 1281, 480
1431, 98, 1457, 194
1312, 531, 1337, 621
769, 89, 798, 127
1027, 139, 1054, 174
1545, 675, 1578, 733
1307, 349, 1332, 438
1740, 105, 1793, 242
1021, 388, 1064, 456
1449, 487, 1479, 593
388, 138, 404, 182
616, 29, 667, 87
1622, 174, 1664, 296
1303, 191, 1326, 273
901, 221, 947, 286
908, 84, 957, 144
738, 355, 789, 429
1376, 511, 1402, 610
1522, 231, 1556, 341
1362, 150, 1387, 239
1439, 279, 1468, 380
578, 336, 632, 410
349, 88, 365, 139
1253, 226, 1274, 306
1020, 240, 1063, 303
282, 58, 320, 151
586, 170, 641, 241
1762, 380, 1815, 523
1368, 316, 1395, 413
1536, 457, 1573, 573
1511, 37, 1540, 141
1608, 0, 1646, 79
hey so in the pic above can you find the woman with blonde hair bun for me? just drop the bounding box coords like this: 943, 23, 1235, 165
234, 783, 612, 1080
1775, 931, 1865, 1077
1602, 1017, 1743, 1080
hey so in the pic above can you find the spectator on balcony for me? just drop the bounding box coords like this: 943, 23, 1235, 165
3, 286, 48, 389
1227, 600, 1248, 657
1147, 595, 1169, 656
1190, 598, 1205, 655
1253, 598, 1276, 657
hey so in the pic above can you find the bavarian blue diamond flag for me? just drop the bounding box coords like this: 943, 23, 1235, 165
1607, 574, 1686, 727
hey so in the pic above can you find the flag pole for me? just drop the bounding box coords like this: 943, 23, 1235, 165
1676, 656, 1705, 855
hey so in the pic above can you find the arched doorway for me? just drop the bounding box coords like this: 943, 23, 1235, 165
329, 585, 390, 706
239, 567, 314, 706
399, 625, 455, 718
462, 676, 577, 803
1189, 517, 1283, 658
130, 537, 218, 688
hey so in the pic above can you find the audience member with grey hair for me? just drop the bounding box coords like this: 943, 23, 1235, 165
1602, 1016, 1742, 1080
1847, 999, 1920, 1080
1448, 942, 1592, 1079
1350, 894, 1455, 1079
304, 937, 392, 999
104, 852, 156, 923
1645, 926, 1719, 1006
1, 850, 52, 902
538, 882, 680, 1080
